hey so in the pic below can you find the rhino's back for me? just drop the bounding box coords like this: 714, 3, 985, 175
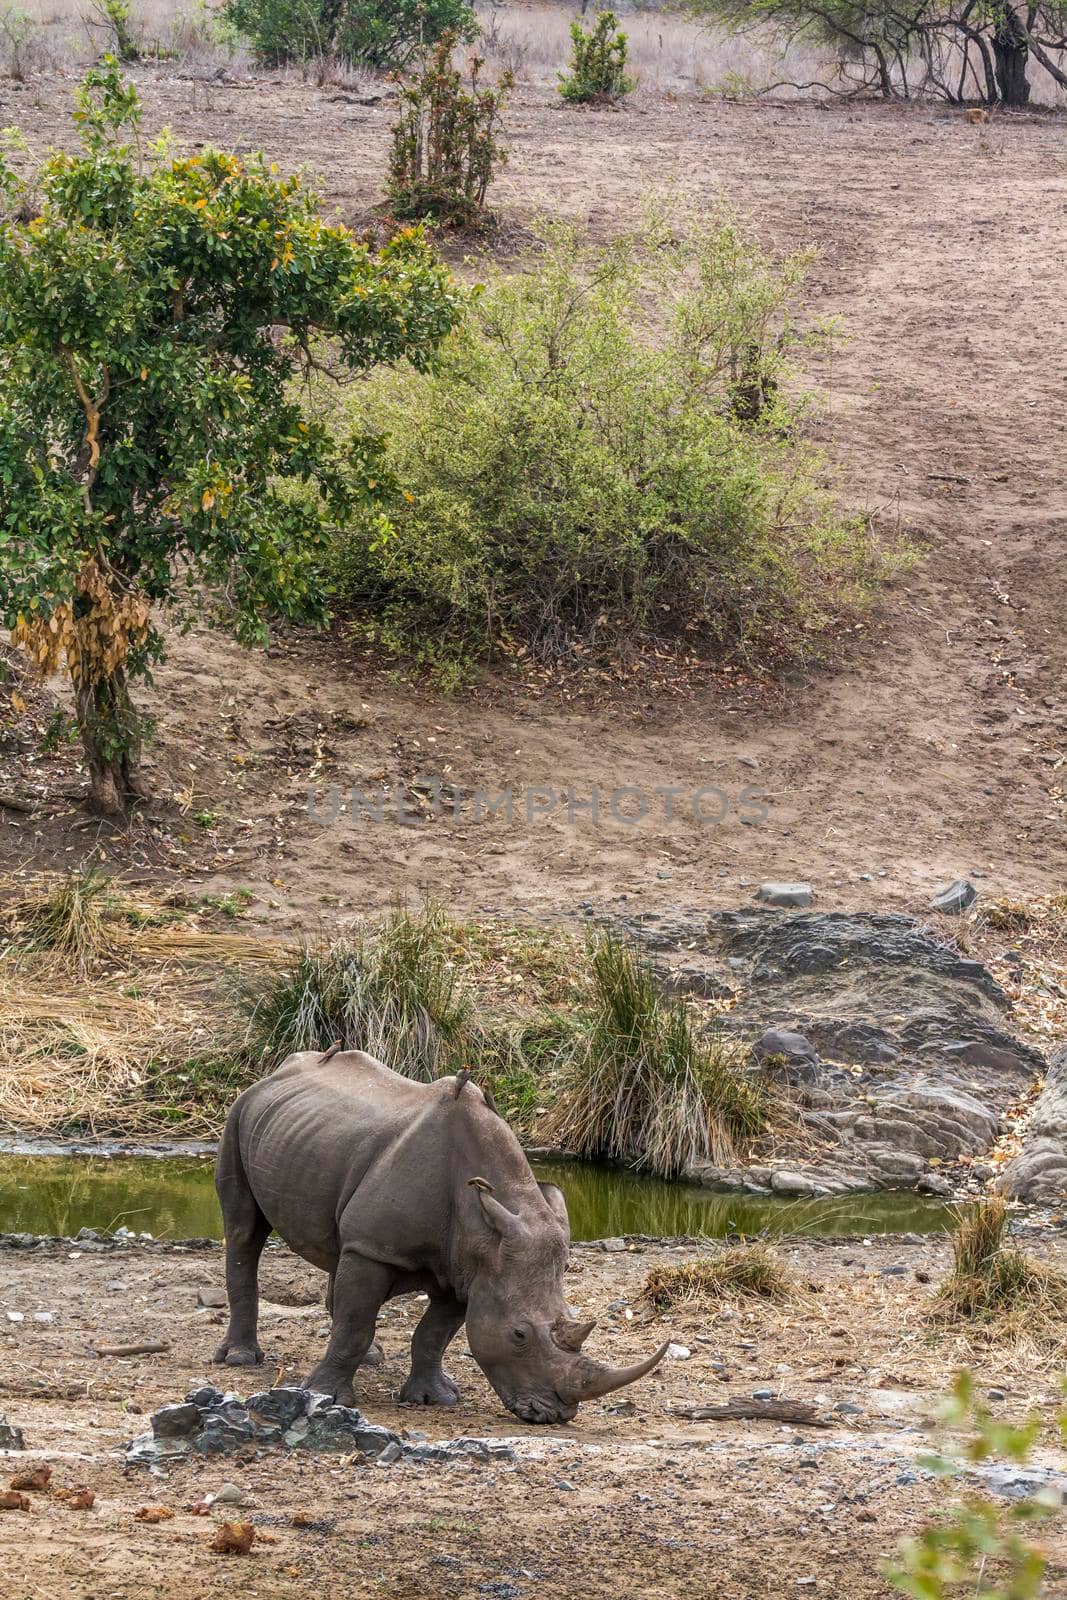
225, 1051, 446, 1268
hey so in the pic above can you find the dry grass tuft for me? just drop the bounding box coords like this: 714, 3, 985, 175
640, 1243, 794, 1308
19, 869, 117, 970
933, 1198, 1067, 1337
238, 901, 473, 1078
540, 934, 765, 1178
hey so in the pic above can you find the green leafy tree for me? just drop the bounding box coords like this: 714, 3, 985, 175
224, 0, 478, 69
559, 10, 634, 102
0, 64, 463, 814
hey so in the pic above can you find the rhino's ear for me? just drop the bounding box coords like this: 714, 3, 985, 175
469, 1178, 524, 1240
537, 1182, 570, 1241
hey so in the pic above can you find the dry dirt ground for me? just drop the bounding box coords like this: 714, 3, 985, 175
1, 1233, 1066, 1599
0, 71, 1064, 923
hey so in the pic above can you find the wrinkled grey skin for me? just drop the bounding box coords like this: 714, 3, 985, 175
214, 1050, 667, 1424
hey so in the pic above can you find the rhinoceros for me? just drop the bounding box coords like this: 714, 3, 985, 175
214, 1049, 668, 1424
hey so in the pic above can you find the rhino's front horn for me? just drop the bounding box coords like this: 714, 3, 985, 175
551, 1314, 596, 1352
561, 1341, 671, 1403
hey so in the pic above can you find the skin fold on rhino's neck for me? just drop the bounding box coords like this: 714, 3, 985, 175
442, 1086, 547, 1299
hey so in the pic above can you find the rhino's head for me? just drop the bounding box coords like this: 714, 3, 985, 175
463, 1178, 668, 1425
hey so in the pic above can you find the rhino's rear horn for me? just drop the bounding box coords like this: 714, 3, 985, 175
562, 1342, 671, 1403
551, 1314, 596, 1352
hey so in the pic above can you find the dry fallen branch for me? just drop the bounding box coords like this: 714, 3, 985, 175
670, 1398, 832, 1427
92, 1339, 170, 1358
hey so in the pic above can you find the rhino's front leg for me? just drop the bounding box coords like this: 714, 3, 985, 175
306, 1252, 393, 1407
326, 1272, 384, 1369
399, 1292, 466, 1407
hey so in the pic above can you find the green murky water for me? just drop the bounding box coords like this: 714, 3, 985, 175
0, 1153, 958, 1241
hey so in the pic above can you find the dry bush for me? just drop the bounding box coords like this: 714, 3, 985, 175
238, 901, 474, 1077
540, 935, 765, 1177
640, 1242, 795, 1308
933, 1198, 1067, 1339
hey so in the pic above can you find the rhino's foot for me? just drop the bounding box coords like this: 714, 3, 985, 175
213, 1338, 264, 1367
399, 1370, 461, 1407
304, 1360, 357, 1408
359, 1340, 385, 1370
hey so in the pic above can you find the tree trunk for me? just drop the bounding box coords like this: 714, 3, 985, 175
992, 5, 1031, 103
74, 668, 147, 815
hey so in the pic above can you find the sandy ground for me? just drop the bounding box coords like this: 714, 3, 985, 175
0, 73, 1064, 922
1, 1234, 1066, 1598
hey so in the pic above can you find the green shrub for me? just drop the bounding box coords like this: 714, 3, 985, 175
888, 1371, 1063, 1600
330, 201, 903, 679
224, 0, 477, 68
388, 34, 512, 225
240, 902, 473, 1079
559, 10, 633, 103
90, 0, 140, 60
538, 934, 765, 1177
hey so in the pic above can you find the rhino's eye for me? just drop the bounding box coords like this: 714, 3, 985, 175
512, 1328, 527, 1342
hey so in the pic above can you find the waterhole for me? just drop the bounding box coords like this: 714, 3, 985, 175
0, 1152, 958, 1241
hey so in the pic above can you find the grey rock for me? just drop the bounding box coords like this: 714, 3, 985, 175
929, 879, 977, 915
151, 1402, 202, 1439
756, 882, 813, 909
917, 1173, 952, 1196
0, 1412, 25, 1450
987, 1388, 1007, 1402
246, 1388, 312, 1433
998, 1045, 1067, 1202
196, 1286, 227, 1308
753, 1027, 821, 1084
599, 1237, 627, 1253
770, 1171, 815, 1196
185, 1385, 227, 1409
833, 1402, 863, 1415
210, 1482, 246, 1505
879, 1265, 908, 1277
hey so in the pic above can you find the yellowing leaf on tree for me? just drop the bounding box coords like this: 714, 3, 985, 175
141, 368, 148, 380
202, 489, 216, 511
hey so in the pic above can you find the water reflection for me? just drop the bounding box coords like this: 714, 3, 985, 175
0, 1154, 958, 1242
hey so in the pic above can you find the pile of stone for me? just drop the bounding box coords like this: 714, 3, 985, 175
126, 1385, 515, 1468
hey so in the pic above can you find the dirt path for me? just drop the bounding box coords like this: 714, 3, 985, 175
1, 1233, 1066, 1598
0, 75, 1064, 921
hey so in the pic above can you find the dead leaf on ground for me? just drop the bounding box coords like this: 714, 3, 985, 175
209, 1519, 256, 1555
55, 1487, 96, 1509
135, 1505, 175, 1523
10, 1465, 52, 1492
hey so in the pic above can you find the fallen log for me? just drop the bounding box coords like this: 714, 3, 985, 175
91, 1339, 171, 1358
669, 1398, 832, 1428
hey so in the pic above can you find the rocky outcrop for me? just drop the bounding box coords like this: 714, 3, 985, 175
127, 1385, 516, 1468
997, 1045, 1067, 1203
622, 908, 1049, 1197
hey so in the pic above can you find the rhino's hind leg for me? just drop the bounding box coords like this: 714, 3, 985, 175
306, 1252, 393, 1407
214, 1155, 271, 1368
399, 1293, 465, 1407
